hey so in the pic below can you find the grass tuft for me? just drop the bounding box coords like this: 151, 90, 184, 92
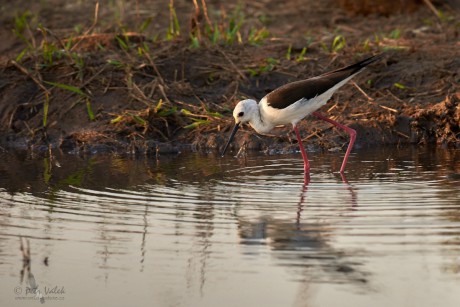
44, 81, 87, 97
166, 0, 181, 40
331, 34, 346, 52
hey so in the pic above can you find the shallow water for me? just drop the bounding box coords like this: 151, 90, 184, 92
1, 146, 460, 307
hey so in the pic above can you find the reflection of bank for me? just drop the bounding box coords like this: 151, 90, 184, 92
235, 177, 367, 299
19, 237, 45, 304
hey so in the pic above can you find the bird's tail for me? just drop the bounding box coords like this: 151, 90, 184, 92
321, 52, 386, 77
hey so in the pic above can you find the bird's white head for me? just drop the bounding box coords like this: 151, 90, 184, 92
221, 99, 258, 156
232, 99, 258, 125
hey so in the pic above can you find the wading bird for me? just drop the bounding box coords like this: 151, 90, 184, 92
221, 54, 383, 179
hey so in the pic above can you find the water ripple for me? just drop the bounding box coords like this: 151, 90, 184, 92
1, 148, 460, 307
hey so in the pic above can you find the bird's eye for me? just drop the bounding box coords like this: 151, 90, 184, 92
238, 112, 244, 117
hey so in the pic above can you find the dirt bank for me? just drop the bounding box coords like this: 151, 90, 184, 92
0, 0, 459, 155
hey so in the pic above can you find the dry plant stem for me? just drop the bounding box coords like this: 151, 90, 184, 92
200, 0, 213, 28
143, 52, 166, 86
175, 99, 201, 111
304, 126, 333, 141
351, 81, 374, 101
379, 105, 398, 113
192, 94, 209, 111
142, 52, 171, 103
423, 0, 441, 19
135, 0, 140, 26
192, 0, 199, 16
23, 121, 35, 136
191, 0, 202, 41
217, 48, 248, 81
22, 19, 37, 51
351, 81, 398, 113
40, 27, 67, 50
235, 141, 247, 158
131, 82, 152, 107
394, 130, 410, 139
10, 60, 50, 95
169, 0, 176, 32
157, 84, 171, 104
71, 1, 99, 51
80, 65, 107, 89
385, 90, 406, 104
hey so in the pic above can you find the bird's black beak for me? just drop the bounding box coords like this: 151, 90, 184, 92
221, 123, 240, 156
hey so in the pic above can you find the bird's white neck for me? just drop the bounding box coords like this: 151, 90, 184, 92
246, 101, 274, 134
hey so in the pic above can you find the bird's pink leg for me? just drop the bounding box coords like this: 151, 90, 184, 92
293, 125, 311, 182
312, 112, 356, 173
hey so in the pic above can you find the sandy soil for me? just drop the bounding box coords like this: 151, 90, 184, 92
0, 0, 459, 155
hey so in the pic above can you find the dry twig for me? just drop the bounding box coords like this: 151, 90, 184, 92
422, 0, 441, 19
217, 48, 248, 81
71, 1, 100, 51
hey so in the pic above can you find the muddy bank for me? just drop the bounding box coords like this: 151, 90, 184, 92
0, 0, 459, 155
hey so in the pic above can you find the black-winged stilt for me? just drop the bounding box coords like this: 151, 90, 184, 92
221, 54, 384, 177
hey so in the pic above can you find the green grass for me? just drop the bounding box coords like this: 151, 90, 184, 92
248, 27, 269, 45
115, 35, 130, 51
320, 34, 346, 53
188, 2, 270, 47
43, 94, 50, 128
166, 1, 180, 40
44, 81, 96, 122
44, 81, 87, 97
86, 98, 95, 121
109, 100, 223, 132
296, 47, 308, 62
13, 11, 35, 61
331, 34, 346, 52
247, 57, 278, 77
285, 44, 292, 60
393, 82, 407, 89
389, 29, 401, 39
13, 11, 34, 47
13, 0, 271, 66
10, 1, 271, 135
138, 17, 153, 34
180, 108, 223, 129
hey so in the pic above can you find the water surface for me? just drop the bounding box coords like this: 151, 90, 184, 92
1, 147, 459, 306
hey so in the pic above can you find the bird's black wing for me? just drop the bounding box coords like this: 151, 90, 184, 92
265, 54, 383, 110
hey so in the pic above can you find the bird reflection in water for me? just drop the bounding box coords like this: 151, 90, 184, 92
237, 173, 366, 295
19, 237, 45, 304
